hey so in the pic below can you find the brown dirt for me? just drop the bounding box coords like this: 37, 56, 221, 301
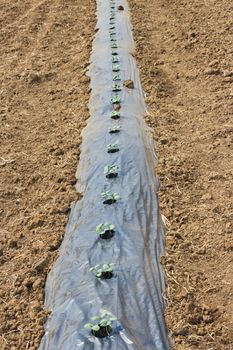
0, 0, 232, 350
129, 0, 233, 349
0, 0, 95, 349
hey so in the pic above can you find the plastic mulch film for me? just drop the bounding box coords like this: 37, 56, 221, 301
39, 0, 171, 349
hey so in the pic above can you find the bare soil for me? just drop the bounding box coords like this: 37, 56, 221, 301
0, 0, 95, 349
0, 0, 232, 350
129, 0, 233, 349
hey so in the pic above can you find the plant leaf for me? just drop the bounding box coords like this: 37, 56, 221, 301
100, 318, 108, 325
91, 316, 100, 321
84, 323, 93, 329
110, 316, 117, 321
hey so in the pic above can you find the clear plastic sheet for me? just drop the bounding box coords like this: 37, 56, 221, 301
39, 0, 171, 349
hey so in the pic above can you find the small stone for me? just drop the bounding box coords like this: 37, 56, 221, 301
197, 327, 206, 336
160, 138, 168, 145
208, 59, 219, 67
201, 193, 212, 200
173, 326, 188, 336
204, 67, 220, 75
30, 300, 41, 312
222, 70, 233, 77
118, 5, 124, 10
54, 148, 64, 156
33, 278, 43, 290
223, 76, 233, 83
226, 222, 232, 234
9, 240, 18, 248
35, 256, 49, 272
175, 232, 183, 240
123, 79, 134, 89
188, 31, 196, 38
29, 218, 44, 230
113, 103, 121, 111
22, 278, 33, 289
208, 172, 224, 181
28, 73, 41, 84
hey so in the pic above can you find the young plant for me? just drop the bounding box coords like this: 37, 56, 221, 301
112, 64, 120, 72
111, 50, 118, 55
113, 73, 121, 81
101, 191, 120, 205
112, 56, 119, 63
104, 164, 119, 179
107, 143, 119, 153
112, 84, 121, 93
112, 84, 121, 92
111, 42, 118, 49
84, 310, 117, 338
111, 95, 121, 104
111, 110, 120, 119
108, 125, 121, 134
90, 263, 115, 279
96, 223, 115, 239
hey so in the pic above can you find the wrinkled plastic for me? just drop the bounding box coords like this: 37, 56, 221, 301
39, 0, 171, 349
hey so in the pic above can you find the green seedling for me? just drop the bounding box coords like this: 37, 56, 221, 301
111, 95, 121, 104
90, 263, 115, 278
96, 223, 115, 239
112, 56, 119, 63
111, 50, 118, 56
113, 73, 121, 81
107, 143, 119, 153
111, 43, 118, 49
112, 83, 121, 92
109, 26, 115, 30
96, 223, 115, 235
101, 191, 120, 204
104, 165, 119, 178
84, 310, 117, 338
108, 125, 121, 133
112, 64, 120, 72
111, 111, 121, 120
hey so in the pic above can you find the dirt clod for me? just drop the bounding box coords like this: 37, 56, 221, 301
123, 79, 134, 89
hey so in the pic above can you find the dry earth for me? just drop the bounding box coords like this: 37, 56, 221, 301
0, 0, 95, 349
0, 0, 232, 349
129, 0, 233, 349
